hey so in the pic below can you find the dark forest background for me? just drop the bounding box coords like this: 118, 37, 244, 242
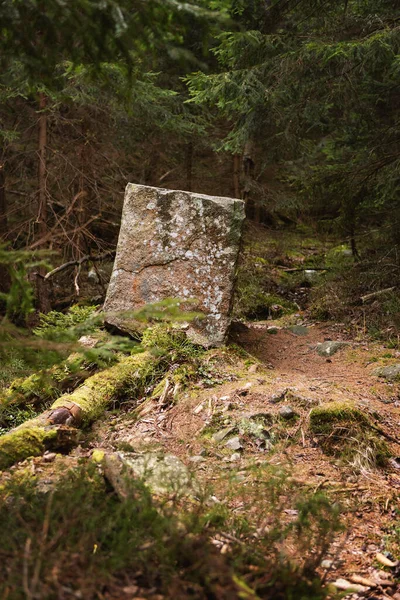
0, 0, 399, 323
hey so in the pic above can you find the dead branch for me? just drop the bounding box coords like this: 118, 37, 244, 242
361, 287, 396, 304
36, 250, 115, 281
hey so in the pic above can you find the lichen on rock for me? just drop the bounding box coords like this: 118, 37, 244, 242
104, 184, 245, 347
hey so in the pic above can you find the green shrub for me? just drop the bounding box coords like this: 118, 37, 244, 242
33, 305, 100, 341
0, 461, 342, 600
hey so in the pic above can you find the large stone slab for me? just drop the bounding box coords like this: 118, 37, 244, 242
104, 184, 245, 346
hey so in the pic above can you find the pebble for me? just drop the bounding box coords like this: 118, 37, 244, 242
279, 405, 296, 419
42, 452, 56, 463
225, 436, 243, 451
213, 426, 235, 443
229, 452, 241, 461
189, 455, 206, 463
269, 389, 288, 404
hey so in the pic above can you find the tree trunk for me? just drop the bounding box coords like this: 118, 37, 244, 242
37, 92, 47, 242
34, 93, 51, 313
0, 163, 10, 295
0, 352, 99, 419
0, 351, 165, 469
0, 165, 7, 238
243, 140, 256, 219
233, 154, 241, 198
185, 141, 193, 192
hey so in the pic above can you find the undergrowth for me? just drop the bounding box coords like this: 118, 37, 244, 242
0, 461, 342, 600
33, 304, 101, 341
309, 402, 390, 471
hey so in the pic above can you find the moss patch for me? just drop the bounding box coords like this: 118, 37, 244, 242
309, 402, 390, 468
51, 351, 162, 423
0, 425, 58, 470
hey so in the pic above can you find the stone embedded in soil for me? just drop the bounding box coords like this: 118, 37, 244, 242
229, 452, 241, 461
287, 325, 309, 336
279, 405, 296, 419
104, 183, 245, 347
213, 426, 236, 443
118, 451, 195, 495
269, 389, 288, 404
189, 455, 206, 463
225, 436, 243, 451
316, 341, 350, 357
321, 559, 335, 569
372, 363, 400, 381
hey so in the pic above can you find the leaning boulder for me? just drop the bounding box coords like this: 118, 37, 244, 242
104, 184, 245, 347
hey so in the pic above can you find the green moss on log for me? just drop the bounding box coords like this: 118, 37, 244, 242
0, 351, 165, 469
51, 351, 159, 422
1, 354, 90, 410
0, 425, 58, 470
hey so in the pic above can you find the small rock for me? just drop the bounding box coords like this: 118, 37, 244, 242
321, 559, 335, 569
316, 341, 349, 357
287, 325, 309, 336
248, 364, 258, 373
225, 436, 243, 451
229, 452, 241, 461
193, 403, 204, 414
213, 426, 235, 443
279, 405, 296, 419
219, 395, 230, 401
116, 451, 196, 496
390, 457, 400, 469
269, 389, 288, 404
189, 455, 206, 463
372, 364, 400, 381
237, 382, 252, 396
42, 452, 56, 463
78, 335, 99, 348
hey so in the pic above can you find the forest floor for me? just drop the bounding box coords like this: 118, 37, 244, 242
3, 316, 400, 599
94, 318, 400, 599
1, 226, 400, 599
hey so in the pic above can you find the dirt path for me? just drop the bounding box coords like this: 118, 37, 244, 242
93, 320, 400, 598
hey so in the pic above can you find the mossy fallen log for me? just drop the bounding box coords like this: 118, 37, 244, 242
0, 351, 163, 470
0, 353, 95, 413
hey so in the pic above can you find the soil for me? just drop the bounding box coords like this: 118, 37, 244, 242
4, 318, 400, 599
89, 319, 400, 599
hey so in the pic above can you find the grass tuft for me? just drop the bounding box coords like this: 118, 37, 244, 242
309, 402, 390, 470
